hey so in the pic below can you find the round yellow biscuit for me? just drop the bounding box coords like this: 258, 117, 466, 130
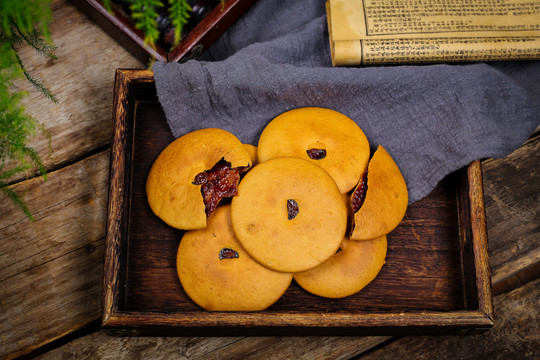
257, 107, 370, 193
177, 205, 292, 311
146, 128, 251, 230
350, 145, 408, 240
294, 235, 387, 298
231, 157, 347, 273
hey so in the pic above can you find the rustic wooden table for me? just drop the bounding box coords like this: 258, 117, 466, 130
1, 1, 539, 359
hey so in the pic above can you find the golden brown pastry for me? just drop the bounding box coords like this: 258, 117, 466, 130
294, 235, 387, 298
350, 145, 408, 240
177, 204, 292, 311
231, 157, 347, 273
146, 128, 251, 230
257, 107, 370, 193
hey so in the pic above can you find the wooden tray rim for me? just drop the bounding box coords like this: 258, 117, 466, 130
103, 69, 494, 335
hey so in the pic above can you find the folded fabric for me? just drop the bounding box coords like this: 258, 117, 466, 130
153, 0, 540, 204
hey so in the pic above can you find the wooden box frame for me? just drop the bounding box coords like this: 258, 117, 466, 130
103, 69, 494, 336
68, 0, 256, 63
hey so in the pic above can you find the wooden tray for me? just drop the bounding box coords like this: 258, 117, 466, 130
103, 69, 494, 336
68, 0, 256, 63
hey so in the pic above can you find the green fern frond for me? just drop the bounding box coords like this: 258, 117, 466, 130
0, 0, 53, 40
13, 50, 58, 103
0, 165, 31, 180
22, 146, 48, 180
23, 70, 58, 104
0, 181, 34, 221
169, 0, 191, 46
13, 25, 57, 59
0, 0, 56, 220
129, 0, 163, 48
102, 0, 113, 14
29, 0, 53, 39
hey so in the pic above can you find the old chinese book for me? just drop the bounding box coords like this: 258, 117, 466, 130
327, 0, 540, 66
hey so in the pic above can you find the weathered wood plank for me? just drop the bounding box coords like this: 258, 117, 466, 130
34, 333, 390, 360
6, 0, 142, 183
482, 135, 540, 293
31, 280, 540, 359
32, 336, 242, 360
192, 336, 391, 360
0, 151, 109, 360
355, 278, 540, 360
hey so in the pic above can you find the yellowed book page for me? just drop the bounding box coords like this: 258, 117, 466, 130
327, 0, 363, 65
361, 36, 540, 65
328, 0, 540, 66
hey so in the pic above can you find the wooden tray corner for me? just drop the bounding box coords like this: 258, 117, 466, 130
68, 0, 256, 63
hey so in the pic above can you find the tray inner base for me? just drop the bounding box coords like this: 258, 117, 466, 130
123, 100, 465, 314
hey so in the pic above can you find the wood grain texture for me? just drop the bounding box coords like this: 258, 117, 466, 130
35, 334, 391, 360
68, 0, 167, 62
482, 135, 540, 293
34, 337, 240, 360
5, 0, 142, 184
0, 151, 109, 360
467, 161, 493, 318
31, 279, 540, 359
355, 278, 540, 360
191, 336, 391, 360
102, 69, 135, 324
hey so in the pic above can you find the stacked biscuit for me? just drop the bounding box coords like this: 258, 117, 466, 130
146, 107, 408, 311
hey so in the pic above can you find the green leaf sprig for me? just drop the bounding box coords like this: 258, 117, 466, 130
0, 0, 57, 220
169, 0, 192, 46
129, 0, 164, 48
102, 0, 193, 49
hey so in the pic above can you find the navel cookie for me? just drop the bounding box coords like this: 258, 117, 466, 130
177, 205, 292, 311
294, 235, 387, 298
257, 107, 370, 193
350, 145, 408, 240
231, 157, 347, 273
146, 128, 251, 230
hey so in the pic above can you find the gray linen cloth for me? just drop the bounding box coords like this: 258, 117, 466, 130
153, 0, 540, 204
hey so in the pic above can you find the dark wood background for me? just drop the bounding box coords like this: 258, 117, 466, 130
1, 0, 538, 358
